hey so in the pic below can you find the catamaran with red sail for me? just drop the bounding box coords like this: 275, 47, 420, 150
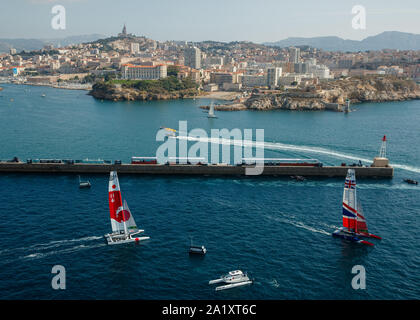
105, 171, 150, 245
332, 169, 381, 246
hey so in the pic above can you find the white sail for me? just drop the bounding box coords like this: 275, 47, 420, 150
208, 102, 215, 117
122, 200, 139, 233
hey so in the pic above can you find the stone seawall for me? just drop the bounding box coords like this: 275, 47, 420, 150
0, 163, 394, 178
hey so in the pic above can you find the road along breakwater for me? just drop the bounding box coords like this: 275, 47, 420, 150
0, 163, 394, 178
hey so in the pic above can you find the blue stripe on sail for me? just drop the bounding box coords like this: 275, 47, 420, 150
342, 206, 356, 218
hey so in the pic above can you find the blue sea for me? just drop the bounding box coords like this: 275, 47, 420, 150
0, 84, 419, 299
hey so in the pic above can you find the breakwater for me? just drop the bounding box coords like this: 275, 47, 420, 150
0, 163, 394, 178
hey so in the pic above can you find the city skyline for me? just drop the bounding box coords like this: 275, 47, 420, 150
1, 0, 420, 42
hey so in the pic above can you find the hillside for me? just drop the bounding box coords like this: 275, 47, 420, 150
265, 31, 420, 51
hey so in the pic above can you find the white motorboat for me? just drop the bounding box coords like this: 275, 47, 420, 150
104, 171, 150, 245
209, 270, 253, 291
78, 175, 91, 188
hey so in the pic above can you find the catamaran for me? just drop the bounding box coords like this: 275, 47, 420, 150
332, 169, 381, 246
209, 270, 253, 291
104, 171, 150, 245
208, 102, 217, 118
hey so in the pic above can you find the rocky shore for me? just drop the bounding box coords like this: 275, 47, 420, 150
201, 76, 420, 112
89, 81, 198, 101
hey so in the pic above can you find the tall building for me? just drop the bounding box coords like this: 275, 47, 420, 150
184, 47, 201, 69
266, 67, 282, 87
289, 47, 300, 63
294, 62, 309, 74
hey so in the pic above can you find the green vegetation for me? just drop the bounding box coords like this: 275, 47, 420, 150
108, 75, 198, 94
167, 65, 180, 77
17, 49, 59, 57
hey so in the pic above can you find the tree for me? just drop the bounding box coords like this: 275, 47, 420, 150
167, 65, 180, 77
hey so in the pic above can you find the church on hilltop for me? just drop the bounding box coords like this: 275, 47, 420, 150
118, 24, 134, 38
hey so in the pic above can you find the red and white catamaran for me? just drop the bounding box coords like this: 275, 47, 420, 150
104, 171, 150, 245
332, 169, 382, 246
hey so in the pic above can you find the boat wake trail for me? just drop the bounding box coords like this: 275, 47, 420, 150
0, 236, 104, 261
265, 214, 331, 236
175, 136, 420, 174
22, 243, 106, 260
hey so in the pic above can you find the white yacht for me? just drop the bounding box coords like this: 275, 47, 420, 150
209, 270, 253, 291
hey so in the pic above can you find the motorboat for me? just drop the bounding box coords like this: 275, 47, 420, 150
209, 270, 253, 291
189, 244, 207, 255
403, 179, 418, 185
78, 175, 91, 188
290, 175, 306, 181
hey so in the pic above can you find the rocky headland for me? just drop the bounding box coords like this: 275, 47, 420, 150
201, 76, 420, 112
89, 80, 198, 101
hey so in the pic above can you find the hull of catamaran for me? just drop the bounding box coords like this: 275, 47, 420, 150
215, 280, 253, 291
332, 227, 374, 246
105, 234, 150, 245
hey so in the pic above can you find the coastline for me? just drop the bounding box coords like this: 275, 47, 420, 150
23, 82, 92, 91
197, 91, 239, 101
0, 79, 91, 91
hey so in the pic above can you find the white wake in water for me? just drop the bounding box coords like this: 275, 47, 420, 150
0, 236, 103, 257
22, 243, 106, 260
265, 214, 331, 236
175, 136, 420, 174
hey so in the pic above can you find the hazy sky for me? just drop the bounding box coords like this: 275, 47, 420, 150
1, 0, 419, 42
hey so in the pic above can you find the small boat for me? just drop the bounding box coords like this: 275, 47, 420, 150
403, 179, 418, 185
104, 171, 150, 245
332, 169, 382, 246
41, 93, 46, 97
344, 99, 351, 113
189, 239, 207, 255
160, 127, 177, 137
207, 102, 217, 118
290, 175, 306, 181
78, 175, 91, 188
209, 270, 253, 291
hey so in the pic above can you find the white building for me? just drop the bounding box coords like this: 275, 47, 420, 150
308, 64, 331, 79
122, 64, 167, 80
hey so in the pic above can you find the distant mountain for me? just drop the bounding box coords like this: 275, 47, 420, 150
0, 34, 107, 53
264, 31, 420, 51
